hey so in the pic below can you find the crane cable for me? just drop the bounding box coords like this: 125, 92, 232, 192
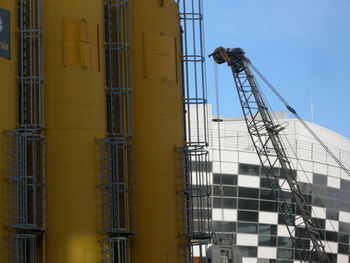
249, 62, 350, 177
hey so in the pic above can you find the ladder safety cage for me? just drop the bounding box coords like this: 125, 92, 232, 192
99, 138, 134, 235
8, 234, 37, 263
18, 0, 45, 130
177, 0, 211, 262
101, 1, 133, 262
181, 145, 211, 239
8, 130, 45, 230
104, 0, 131, 138
101, 237, 128, 263
210, 47, 330, 263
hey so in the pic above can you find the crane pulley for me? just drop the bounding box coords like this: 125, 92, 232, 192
210, 47, 333, 263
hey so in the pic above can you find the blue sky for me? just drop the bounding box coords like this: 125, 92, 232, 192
203, 0, 350, 138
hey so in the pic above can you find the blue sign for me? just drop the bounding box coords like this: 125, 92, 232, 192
0, 9, 10, 59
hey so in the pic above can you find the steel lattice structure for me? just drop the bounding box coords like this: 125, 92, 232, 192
210, 47, 330, 263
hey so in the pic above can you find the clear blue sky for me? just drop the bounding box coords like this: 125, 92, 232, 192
203, 0, 350, 138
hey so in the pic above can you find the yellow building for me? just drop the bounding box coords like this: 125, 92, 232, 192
0, 0, 191, 262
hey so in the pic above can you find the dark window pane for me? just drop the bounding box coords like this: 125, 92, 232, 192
338, 244, 349, 254
213, 174, 237, 185
239, 163, 260, 176
312, 196, 326, 207
278, 214, 294, 226
327, 199, 339, 210
277, 249, 293, 259
327, 209, 339, 220
223, 198, 237, 209
339, 222, 350, 233
238, 199, 259, 210
213, 198, 221, 208
239, 187, 259, 198
212, 221, 222, 232
314, 173, 327, 185
281, 191, 293, 203
327, 188, 340, 199
238, 246, 257, 257
312, 218, 325, 229
238, 211, 258, 222
338, 233, 349, 244
326, 231, 338, 242
259, 224, 277, 235
223, 186, 237, 197
278, 237, 293, 248
260, 201, 278, 212
295, 227, 310, 238
295, 239, 310, 249
299, 183, 312, 194
213, 186, 221, 196
303, 194, 312, 205
260, 189, 275, 201
238, 223, 258, 234
259, 235, 277, 246
222, 221, 236, 232
313, 185, 327, 197
341, 179, 350, 191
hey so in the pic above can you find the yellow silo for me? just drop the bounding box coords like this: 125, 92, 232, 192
0, 0, 186, 262
130, 0, 185, 262
44, 0, 106, 262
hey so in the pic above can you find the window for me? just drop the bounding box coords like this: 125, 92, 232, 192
313, 173, 327, 185
327, 209, 339, 220
238, 211, 258, 222
339, 222, 350, 233
260, 189, 275, 201
239, 163, 260, 176
277, 249, 293, 260
213, 186, 236, 197
258, 236, 277, 246
338, 244, 349, 254
213, 174, 237, 185
239, 187, 259, 198
190, 161, 212, 172
238, 246, 257, 257
338, 233, 349, 244
259, 224, 277, 235
277, 237, 293, 248
326, 231, 338, 242
238, 199, 259, 211
258, 259, 276, 263
341, 179, 350, 191
238, 223, 258, 234
223, 198, 237, 209
260, 201, 277, 212
299, 183, 312, 194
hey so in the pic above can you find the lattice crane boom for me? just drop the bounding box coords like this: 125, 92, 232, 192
210, 47, 330, 263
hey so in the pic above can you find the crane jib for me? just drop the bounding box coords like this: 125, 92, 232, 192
211, 47, 333, 263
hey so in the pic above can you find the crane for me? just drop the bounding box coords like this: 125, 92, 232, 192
209, 47, 334, 263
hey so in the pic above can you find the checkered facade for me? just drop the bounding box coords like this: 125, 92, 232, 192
199, 108, 350, 263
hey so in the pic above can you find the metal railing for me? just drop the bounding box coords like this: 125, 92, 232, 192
101, 1, 133, 262
8, 234, 37, 263
8, 1, 45, 262
177, 0, 211, 262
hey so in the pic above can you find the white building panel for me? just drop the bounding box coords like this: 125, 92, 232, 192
339, 211, 350, 223
314, 162, 328, 175
297, 171, 313, 184
212, 209, 222, 221
223, 209, 237, 222
236, 234, 258, 246
323, 241, 338, 254
242, 258, 257, 263
259, 212, 278, 225
327, 176, 341, 189
277, 225, 294, 237
311, 207, 326, 219
257, 247, 277, 259
337, 254, 349, 263
239, 151, 260, 165
238, 175, 260, 188
326, 220, 339, 232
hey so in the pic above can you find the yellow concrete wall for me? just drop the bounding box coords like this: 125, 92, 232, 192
130, 0, 185, 262
0, 2, 17, 262
44, 0, 106, 262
